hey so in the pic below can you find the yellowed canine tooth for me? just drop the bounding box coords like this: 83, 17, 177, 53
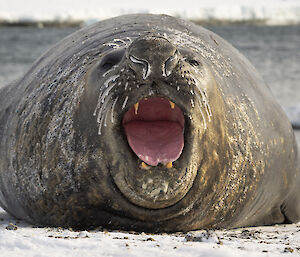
140, 162, 149, 170
166, 162, 173, 169
134, 102, 139, 114
169, 101, 175, 109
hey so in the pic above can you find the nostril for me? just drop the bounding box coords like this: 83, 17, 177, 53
129, 55, 150, 79
163, 51, 179, 77
129, 55, 147, 66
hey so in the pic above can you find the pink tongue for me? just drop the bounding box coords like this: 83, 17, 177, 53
124, 120, 184, 166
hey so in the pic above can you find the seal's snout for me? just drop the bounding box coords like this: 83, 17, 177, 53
127, 35, 179, 79
123, 97, 185, 167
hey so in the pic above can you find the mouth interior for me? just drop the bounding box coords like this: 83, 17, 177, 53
122, 97, 185, 166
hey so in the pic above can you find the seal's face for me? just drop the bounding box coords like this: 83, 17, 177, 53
86, 34, 218, 210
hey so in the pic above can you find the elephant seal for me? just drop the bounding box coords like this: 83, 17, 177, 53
0, 14, 299, 232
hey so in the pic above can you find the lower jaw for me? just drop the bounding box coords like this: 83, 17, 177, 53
108, 138, 199, 210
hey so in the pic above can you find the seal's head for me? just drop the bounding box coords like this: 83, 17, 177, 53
83, 34, 223, 212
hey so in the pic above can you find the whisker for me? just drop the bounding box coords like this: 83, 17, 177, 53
93, 98, 101, 116
104, 106, 111, 127
191, 99, 195, 108
125, 37, 132, 43
198, 89, 212, 122
104, 43, 119, 48
113, 38, 127, 44
98, 112, 105, 135
97, 94, 113, 135
110, 97, 119, 124
193, 77, 212, 123
100, 95, 112, 117
102, 65, 119, 78
100, 82, 117, 104
104, 75, 120, 88
96, 94, 112, 123
195, 91, 207, 130
94, 76, 119, 117
122, 96, 129, 110
203, 91, 212, 118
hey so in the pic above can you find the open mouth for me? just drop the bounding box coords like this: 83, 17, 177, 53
122, 97, 185, 166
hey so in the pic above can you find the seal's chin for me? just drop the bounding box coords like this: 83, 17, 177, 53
123, 97, 185, 166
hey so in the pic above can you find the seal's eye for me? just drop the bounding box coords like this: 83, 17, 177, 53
188, 59, 200, 67
100, 49, 125, 72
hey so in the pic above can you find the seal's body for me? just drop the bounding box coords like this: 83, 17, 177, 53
0, 14, 299, 232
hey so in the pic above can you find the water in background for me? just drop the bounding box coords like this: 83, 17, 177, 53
207, 25, 300, 106
0, 25, 299, 107
0, 27, 77, 87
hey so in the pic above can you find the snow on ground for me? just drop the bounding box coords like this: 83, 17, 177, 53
1, 207, 300, 257
0, 0, 300, 25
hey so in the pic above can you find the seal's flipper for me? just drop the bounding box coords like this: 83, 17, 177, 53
284, 105, 300, 129
281, 137, 300, 223
281, 170, 300, 223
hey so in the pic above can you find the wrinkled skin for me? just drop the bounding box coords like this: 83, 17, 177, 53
0, 14, 299, 232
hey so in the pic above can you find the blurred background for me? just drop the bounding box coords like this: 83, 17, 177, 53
0, 0, 299, 109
